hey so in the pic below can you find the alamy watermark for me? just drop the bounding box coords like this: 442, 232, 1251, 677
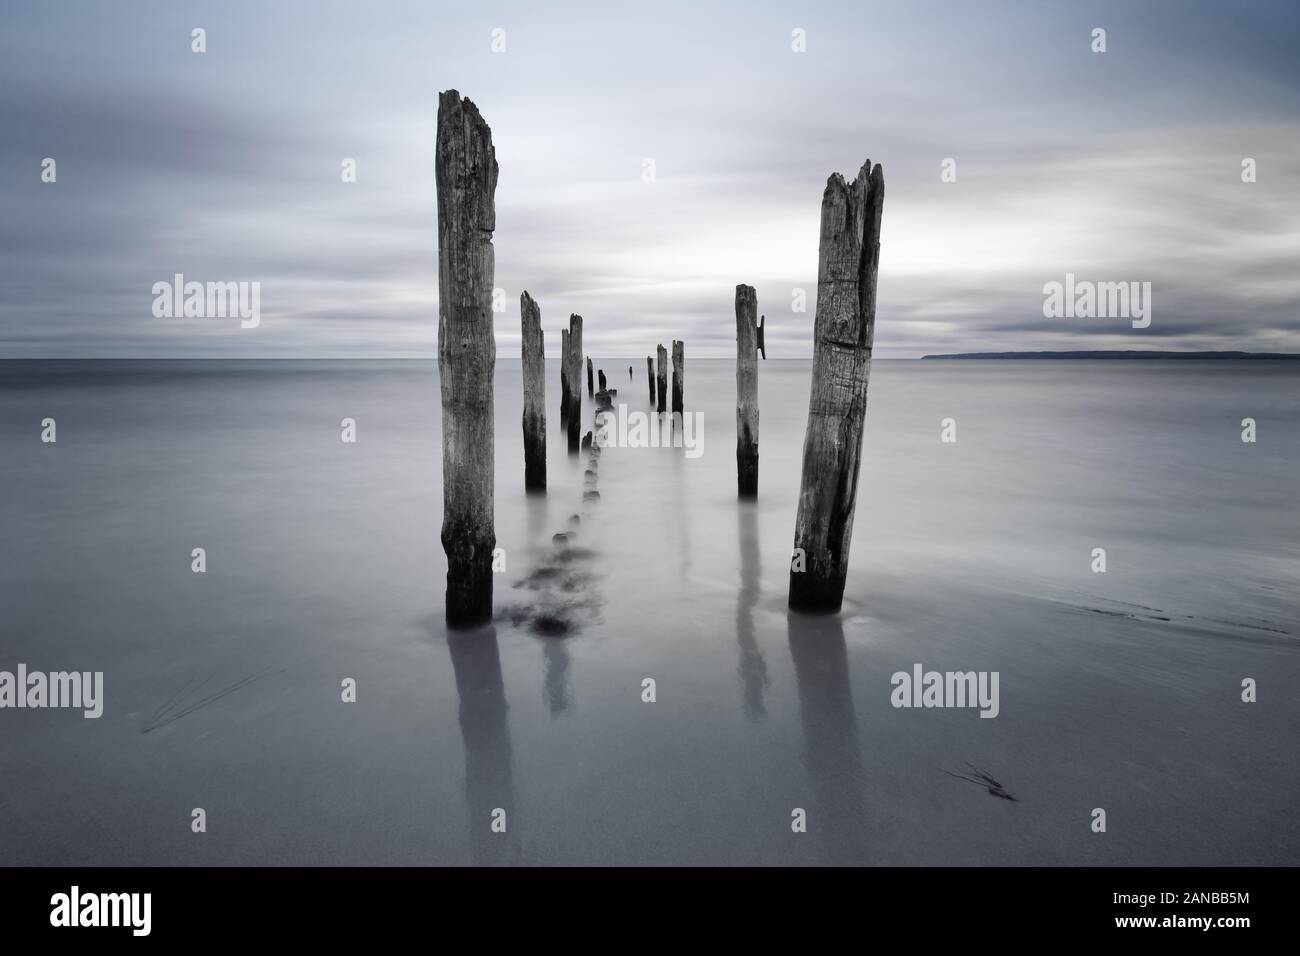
593, 404, 704, 459
1043, 273, 1151, 329
891, 664, 999, 718
50, 886, 150, 936
152, 273, 261, 328
0, 664, 103, 718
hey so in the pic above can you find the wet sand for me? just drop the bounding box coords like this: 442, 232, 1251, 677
0, 359, 1296, 865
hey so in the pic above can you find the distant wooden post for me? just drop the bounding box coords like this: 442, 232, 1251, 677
646, 357, 654, 402
567, 314, 583, 452
789, 161, 884, 612
597, 369, 607, 392
521, 291, 546, 492
436, 89, 498, 627
586, 357, 594, 398
735, 285, 760, 498
628, 365, 633, 380
560, 328, 571, 424
671, 340, 684, 415
655, 344, 668, 413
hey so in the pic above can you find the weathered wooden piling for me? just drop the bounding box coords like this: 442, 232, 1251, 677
789, 160, 884, 612
628, 365, 633, 380
560, 328, 571, 424
646, 357, 654, 402
567, 314, 583, 452
597, 369, 607, 392
671, 340, 684, 415
521, 291, 546, 491
656, 344, 668, 413
436, 89, 498, 627
586, 357, 594, 397
735, 285, 760, 498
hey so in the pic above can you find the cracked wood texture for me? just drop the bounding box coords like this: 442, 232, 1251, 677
789, 160, 884, 612
437, 90, 498, 627
521, 291, 546, 492
566, 314, 583, 452
671, 339, 684, 416
735, 284, 759, 498
655, 343, 668, 413
560, 328, 570, 424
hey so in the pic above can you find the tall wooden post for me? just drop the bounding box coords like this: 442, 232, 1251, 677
736, 285, 760, 498
560, 328, 570, 424
567, 314, 583, 452
789, 160, 884, 612
521, 291, 546, 492
586, 357, 594, 398
597, 369, 607, 392
646, 357, 654, 402
436, 90, 498, 627
671, 340, 684, 415
655, 344, 667, 413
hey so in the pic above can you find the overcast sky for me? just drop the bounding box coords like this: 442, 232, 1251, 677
2, 0, 1297, 358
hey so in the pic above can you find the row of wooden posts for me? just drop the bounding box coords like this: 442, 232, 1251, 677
437, 90, 883, 628
527, 316, 687, 479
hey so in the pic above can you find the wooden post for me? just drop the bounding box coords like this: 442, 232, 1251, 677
735, 285, 759, 498
436, 89, 498, 628
628, 365, 633, 380
521, 291, 546, 492
560, 328, 570, 425
646, 357, 654, 402
671, 339, 684, 416
789, 160, 884, 612
567, 314, 583, 452
586, 357, 594, 398
655, 344, 667, 413
597, 369, 607, 392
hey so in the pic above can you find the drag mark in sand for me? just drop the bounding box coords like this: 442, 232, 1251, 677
143, 667, 281, 733
1051, 592, 1294, 641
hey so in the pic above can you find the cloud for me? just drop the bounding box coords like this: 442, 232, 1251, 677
2, 0, 1297, 357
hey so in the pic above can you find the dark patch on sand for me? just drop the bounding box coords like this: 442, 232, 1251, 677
944, 762, 1018, 802
500, 438, 608, 637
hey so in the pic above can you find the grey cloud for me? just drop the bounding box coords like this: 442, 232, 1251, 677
2, 0, 1297, 357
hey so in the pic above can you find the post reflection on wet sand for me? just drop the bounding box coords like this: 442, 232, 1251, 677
735, 503, 769, 720
667, 414, 693, 583
446, 626, 520, 865
787, 611, 870, 863
542, 639, 573, 717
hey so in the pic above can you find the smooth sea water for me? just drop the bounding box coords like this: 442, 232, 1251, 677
1, 358, 1297, 865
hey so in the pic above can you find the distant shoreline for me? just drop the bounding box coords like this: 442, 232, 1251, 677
921, 351, 1300, 360
3, 351, 1300, 363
